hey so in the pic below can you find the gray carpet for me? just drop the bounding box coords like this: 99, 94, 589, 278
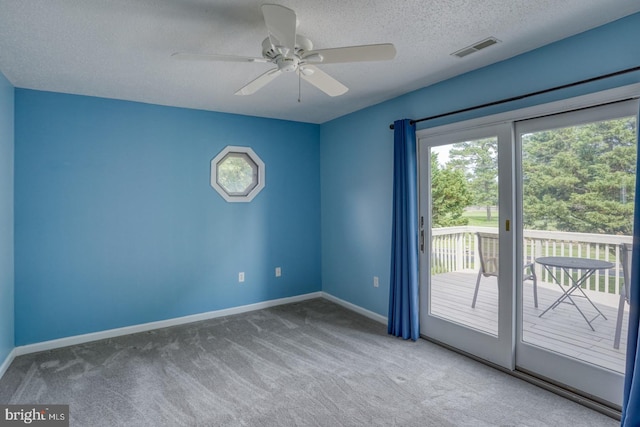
0, 298, 617, 426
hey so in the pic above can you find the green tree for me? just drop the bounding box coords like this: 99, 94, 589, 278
522, 117, 637, 234
448, 137, 498, 221
431, 153, 473, 227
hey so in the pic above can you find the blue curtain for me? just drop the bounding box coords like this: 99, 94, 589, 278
388, 119, 420, 341
622, 103, 640, 426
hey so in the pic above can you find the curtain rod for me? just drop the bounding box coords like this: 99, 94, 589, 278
389, 65, 640, 130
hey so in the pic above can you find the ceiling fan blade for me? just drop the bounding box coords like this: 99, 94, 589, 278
299, 65, 348, 97
305, 43, 396, 64
235, 68, 282, 96
261, 4, 297, 55
171, 52, 269, 63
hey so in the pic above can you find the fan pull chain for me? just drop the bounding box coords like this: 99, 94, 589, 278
298, 70, 301, 103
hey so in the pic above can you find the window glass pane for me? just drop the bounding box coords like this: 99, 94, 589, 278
429, 137, 500, 336
217, 154, 257, 195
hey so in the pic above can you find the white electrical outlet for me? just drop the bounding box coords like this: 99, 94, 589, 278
238, 272, 245, 283
275, 267, 281, 277
373, 276, 379, 288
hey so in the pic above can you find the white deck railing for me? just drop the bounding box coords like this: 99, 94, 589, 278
431, 226, 632, 296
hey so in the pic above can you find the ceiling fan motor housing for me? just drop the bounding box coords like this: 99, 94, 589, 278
261, 35, 313, 72
276, 56, 298, 72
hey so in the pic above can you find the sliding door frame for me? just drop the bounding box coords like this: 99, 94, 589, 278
514, 99, 639, 407
418, 123, 515, 369
416, 83, 640, 406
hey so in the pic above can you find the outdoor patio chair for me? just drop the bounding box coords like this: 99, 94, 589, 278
471, 232, 538, 308
614, 242, 632, 350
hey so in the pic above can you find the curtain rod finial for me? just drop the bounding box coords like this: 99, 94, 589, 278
389, 124, 395, 130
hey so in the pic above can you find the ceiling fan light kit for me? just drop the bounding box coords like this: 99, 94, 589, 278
172, 4, 396, 98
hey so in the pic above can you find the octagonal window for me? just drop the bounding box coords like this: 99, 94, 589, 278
211, 146, 265, 202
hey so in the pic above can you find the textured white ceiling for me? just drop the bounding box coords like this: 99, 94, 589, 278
1, 0, 639, 124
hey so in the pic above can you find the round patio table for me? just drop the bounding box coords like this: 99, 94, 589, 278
535, 256, 614, 331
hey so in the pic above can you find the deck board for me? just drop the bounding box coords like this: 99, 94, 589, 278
430, 271, 628, 373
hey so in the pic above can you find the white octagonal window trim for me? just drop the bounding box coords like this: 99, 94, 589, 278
211, 146, 265, 202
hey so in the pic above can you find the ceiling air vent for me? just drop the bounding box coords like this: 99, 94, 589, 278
452, 37, 500, 58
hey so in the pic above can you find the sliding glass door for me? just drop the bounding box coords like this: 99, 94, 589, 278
515, 100, 638, 406
418, 94, 638, 407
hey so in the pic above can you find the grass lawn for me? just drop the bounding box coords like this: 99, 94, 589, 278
462, 208, 498, 227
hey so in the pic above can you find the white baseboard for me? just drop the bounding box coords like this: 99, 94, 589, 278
321, 292, 388, 325
3, 291, 385, 381
14, 292, 323, 357
10, 291, 386, 360
0, 348, 16, 380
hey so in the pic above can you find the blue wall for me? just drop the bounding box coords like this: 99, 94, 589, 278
0, 72, 14, 362
320, 12, 640, 316
14, 91, 321, 345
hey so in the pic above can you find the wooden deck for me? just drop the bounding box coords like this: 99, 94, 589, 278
430, 271, 628, 373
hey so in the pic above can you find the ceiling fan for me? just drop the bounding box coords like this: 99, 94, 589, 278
172, 4, 396, 97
